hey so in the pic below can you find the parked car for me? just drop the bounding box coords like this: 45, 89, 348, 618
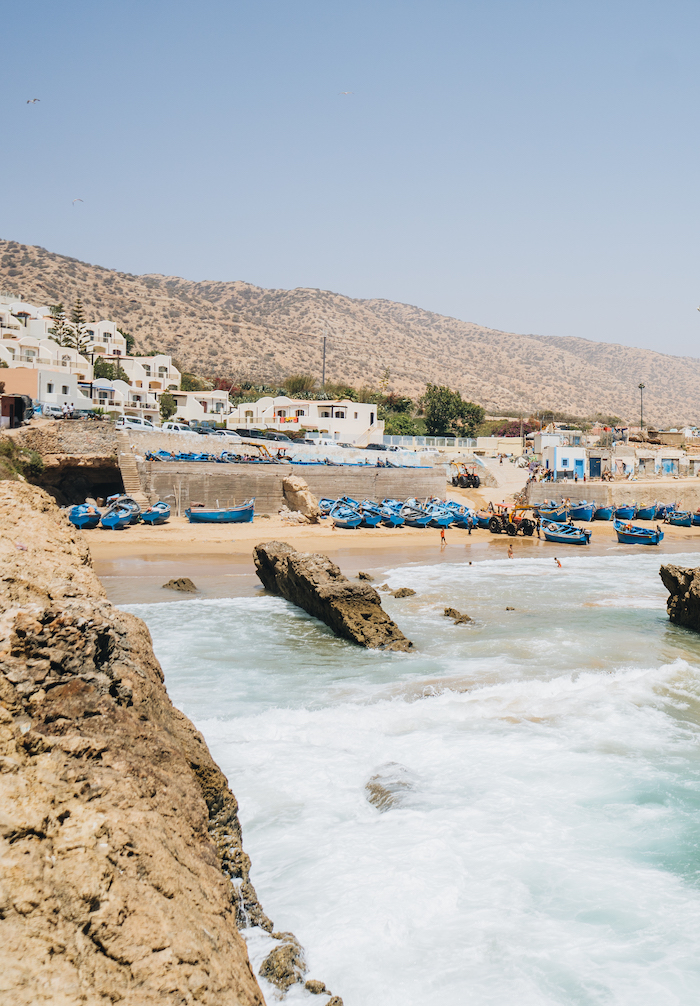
115, 416, 159, 432
365, 443, 389, 451
234, 428, 265, 439
260, 431, 293, 442
39, 403, 65, 419
161, 422, 192, 434
209, 430, 243, 441
337, 443, 355, 449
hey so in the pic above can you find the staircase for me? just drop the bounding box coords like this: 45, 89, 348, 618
116, 433, 150, 506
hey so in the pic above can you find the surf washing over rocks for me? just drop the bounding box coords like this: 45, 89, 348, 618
125, 551, 700, 1006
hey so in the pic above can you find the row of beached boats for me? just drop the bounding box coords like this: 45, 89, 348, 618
536, 498, 695, 525
143, 449, 423, 469
68, 495, 171, 530
319, 496, 478, 529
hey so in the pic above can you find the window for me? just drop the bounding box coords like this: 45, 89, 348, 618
158, 367, 167, 376
245, 410, 253, 419
320, 410, 330, 418
62, 355, 70, 366
334, 411, 345, 419
370, 412, 375, 425
99, 391, 108, 400
62, 385, 69, 395
276, 410, 287, 418
87, 329, 94, 337
46, 383, 53, 393
354, 412, 358, 420
143, 365, 151, 375
133, 395, 141, 403
561, 458, 569, 468
296, 409, 305, 417
113, 349, 121, 356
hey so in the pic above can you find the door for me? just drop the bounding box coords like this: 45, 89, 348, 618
575, 459, 585, 478
662, 458, 678, 475
589, 457, 601, 478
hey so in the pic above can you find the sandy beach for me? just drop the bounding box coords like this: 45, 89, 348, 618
87, 509, 700, 605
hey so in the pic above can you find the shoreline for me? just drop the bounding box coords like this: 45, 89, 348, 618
86, 514, 700, 605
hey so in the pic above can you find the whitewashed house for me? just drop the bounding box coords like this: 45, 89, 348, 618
166, 390, 232, 424
226, 396, 384, 445
541, 444, 588, 480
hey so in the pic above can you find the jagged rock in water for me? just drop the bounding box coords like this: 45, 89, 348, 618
305, 979, 328, 993
282, 475, 320, 523
660, 564, 700, 631
444, 606, 472, 624
506, 606, 515, 611
259, 932, 307, 991
357, 571, 374, 581
392, 587, 416, 598
162, 576, 197, 591
253, 541, 412, 651
0, 483, 279, 1005
327, 998, 344, 1005
365, 762, 416, 812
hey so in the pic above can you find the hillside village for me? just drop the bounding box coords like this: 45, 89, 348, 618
2, 238, 700, 427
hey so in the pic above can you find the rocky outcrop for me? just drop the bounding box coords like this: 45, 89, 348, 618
444, 607, 472, 624
258, 932, 306, 991
281, 475, 320, 523
163, 577, 197, 592
659, 564, 700, 631
0, 483, 274, 1004
253, 541, 412, 651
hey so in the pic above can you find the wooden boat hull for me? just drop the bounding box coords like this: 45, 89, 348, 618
141, 503, 171, 525
666, 512, 692, 527
636, 505, 657, 521
614, 506, 637, 520
614, 521, 663, 544
538, 507, 568, 521
594, 507, 614, 521
100, 509, 132, 530
568, 504, 595, 521
68, 507, 101, 530
332, 515, 362, 528
186, 502, 254, 523
542, 521, 591, 545
692, 514, 700, 527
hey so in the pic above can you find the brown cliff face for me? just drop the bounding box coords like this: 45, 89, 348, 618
0, 483, 270, 1005
253, 540, 412, 651
659, 563, 700, 632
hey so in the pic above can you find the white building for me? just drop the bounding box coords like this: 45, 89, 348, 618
168, 390, 232, 424
226, 396, 384, 445
542, 444, 588, 480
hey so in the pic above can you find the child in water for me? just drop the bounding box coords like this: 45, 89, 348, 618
554, 557, 562, 568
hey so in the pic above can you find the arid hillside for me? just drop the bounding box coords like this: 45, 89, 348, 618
1, 237, 697, 426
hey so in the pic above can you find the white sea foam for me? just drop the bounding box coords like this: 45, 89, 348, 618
124, 552, 700, 1005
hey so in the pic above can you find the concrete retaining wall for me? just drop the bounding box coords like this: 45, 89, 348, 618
527, 480, 700, 510
138, 461, 446, 514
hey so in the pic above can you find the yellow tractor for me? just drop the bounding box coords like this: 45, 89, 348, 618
487, 504, 537, 536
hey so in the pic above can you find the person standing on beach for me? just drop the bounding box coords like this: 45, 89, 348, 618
440, 528, 446, 549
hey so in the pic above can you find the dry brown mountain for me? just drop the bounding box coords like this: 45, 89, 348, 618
1, 237, 697, 427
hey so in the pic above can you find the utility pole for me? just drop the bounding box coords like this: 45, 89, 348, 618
638, 383, 645, 433
322, 329, 327, 389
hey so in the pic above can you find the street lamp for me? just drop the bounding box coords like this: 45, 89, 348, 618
638, 383, 645, 432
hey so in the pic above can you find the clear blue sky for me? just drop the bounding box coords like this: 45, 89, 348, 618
3, 0, 699, 355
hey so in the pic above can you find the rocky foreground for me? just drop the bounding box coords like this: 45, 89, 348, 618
0, 484, 306, 1005
659, 563, 700, 631
254, 541, 412, 651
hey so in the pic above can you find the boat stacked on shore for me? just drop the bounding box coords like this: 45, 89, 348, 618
319, 496, 478, 530
67, 494, 171, 530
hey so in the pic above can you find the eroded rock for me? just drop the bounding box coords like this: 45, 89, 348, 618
162, 576, 197, 592
254, 541, 412, 651
392, 587, 416, 598
0, 483, 274, 1004
305, 979, 328, 993
282, 475, 320, 523
259, 932, 307, 991
660, 563, 700, 631
444, 606, 472, 624
357, 571, 374, 581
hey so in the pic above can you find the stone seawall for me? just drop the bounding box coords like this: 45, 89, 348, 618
0, 483, 296, 1005
138, 460, 446, 514
526, 481, 700, 510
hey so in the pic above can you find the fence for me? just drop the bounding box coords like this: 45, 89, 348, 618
383, 435, 477, 449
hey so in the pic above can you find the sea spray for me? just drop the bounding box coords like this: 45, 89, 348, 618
125, 551, 700, 1005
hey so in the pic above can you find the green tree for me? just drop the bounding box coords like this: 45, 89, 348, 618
422, 384, 485, 438
68, 297, 90, 354
384, 413, 418, 436
93, 357, 128, 382
48, 304, 71, 346
117, 327, 135, 353
180, 372, 210, 391
160, 392, 177, 422
381, 392, 413, 413
284, 373, 317, 395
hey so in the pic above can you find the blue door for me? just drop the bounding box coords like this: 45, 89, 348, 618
575, 458, 585, 478
589, 457, 601, 478
662, 458, 678, 476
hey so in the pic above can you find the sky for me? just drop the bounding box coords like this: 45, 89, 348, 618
3, 0, 700, 355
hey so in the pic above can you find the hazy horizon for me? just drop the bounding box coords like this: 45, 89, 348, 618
3, 0, 699, 356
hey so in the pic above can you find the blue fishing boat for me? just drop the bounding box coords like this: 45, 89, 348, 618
692, 512, 700, 526
541, 520, 591, 545
330, 501, 362, 529
666, 510, 692, 528
475, 510, 494, 529
614, 504, 637, 520
377, 505, 404, 527
185, 499, 255, 523
568, 501, 596, 521
537, 504, 569, 521
400, 503, 433, 528
655, 503, 674, 519
100, 505, 133, 530
68, 504, 102, 530
614, 520, 664, 545
140, 501, 171, 525
594, 506, 614, 521
318, 498, 336, 515
425, 504, 455, 528
635, 503, 657, 521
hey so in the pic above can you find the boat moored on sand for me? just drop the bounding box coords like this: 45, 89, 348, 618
541, 520, 591, 545
614, 520, 664, 545
185, 499, 255, 523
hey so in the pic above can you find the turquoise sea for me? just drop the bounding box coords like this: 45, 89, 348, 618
124, 551, 700, 1006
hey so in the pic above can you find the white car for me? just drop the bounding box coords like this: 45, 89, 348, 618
161, 422, 193, 434
115, 416, 160, 432
209, 430, 243, 441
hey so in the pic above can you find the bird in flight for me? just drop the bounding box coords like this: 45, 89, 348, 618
26, 98, 40, 104
339, 91, 354, 95
72, 198, 84, 205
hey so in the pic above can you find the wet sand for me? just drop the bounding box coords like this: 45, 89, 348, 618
87, 514, 700, 605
